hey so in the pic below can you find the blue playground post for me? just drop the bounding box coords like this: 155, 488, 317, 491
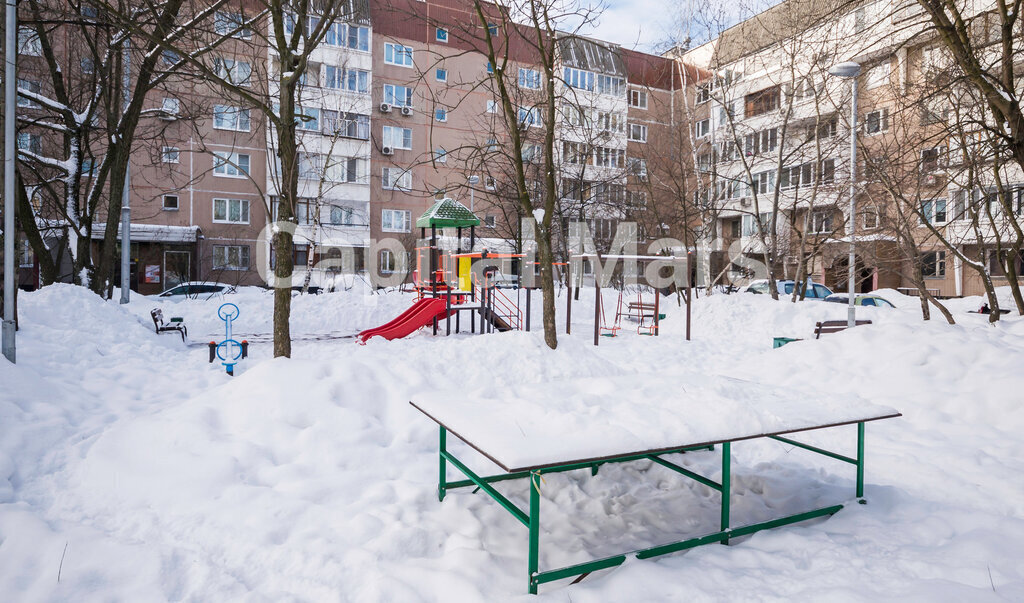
216, 303, 243, 375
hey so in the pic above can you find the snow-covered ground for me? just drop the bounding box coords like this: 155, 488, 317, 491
2, 283, 1023, 601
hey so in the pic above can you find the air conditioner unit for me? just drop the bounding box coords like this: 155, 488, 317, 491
400, 106, 414, 116
739, 198, 751, 207
379, 103, 392, 113
381, 146, 394, 156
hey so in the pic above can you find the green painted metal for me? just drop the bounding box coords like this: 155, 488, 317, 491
534, 554, 627, 585
438, 427, 447, 502
415, 197, 481, 228
528, 471, 540, 595
645, 454, 722, 491
442, 450, 529, 526
721, 442, 731, 545
857, 422, 865, 499
769, 435, 858, 465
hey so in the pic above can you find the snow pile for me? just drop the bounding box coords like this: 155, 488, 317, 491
1, 284, 1023, 600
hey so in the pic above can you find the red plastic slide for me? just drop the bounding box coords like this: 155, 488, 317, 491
358, 298, 452, 343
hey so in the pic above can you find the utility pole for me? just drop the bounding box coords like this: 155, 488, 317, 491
2, 0, 18, 363
120, 161, 130, 303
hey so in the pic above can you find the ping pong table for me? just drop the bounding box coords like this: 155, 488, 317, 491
412, 372, 901, 594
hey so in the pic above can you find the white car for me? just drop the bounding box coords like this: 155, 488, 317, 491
157, 282, 235, 301
745, 279, 833, 299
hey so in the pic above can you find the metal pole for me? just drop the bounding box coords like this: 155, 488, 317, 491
720, 441, 731, 545
848, 77, 858, 328
120, 161, 130, 303
528, 470, 540, 595
2, 0, 17, 363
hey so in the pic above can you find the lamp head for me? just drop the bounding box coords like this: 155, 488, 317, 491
828, 61, 862, 78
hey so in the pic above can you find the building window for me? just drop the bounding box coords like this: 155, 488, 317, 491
920, 146, 943, 172
781, 163, 814, 189
324, 156, 359, 182
213, 198, 251, 224
162, 97, 180, 116
383, 83, 413, 107
696, 83, 711, 104
517, 106, 540, 128
434, 148, 447, 163
17, 27, 41, 56
16, 79, 40, 108
213, 152, 250, 177
381, 208, 412, 232
744, 85, 780, 117
865, 61, 890, 90
813, 118, 838, 140
865, 108, 889, 134
161, 146, 180, 163
435, 107, 447, 122
484, 215, 497, 228
592, 147, 624, 168
921, 250, 946, 278
325, 66, 369, 93
629, 89, 648, 109
629, 123, 649, 142
80, 58, 95, 75
323, 111, 370, 140
325, 23, 369, 51
596, 74, 625, 96
920, 198, 947, 224
628, 157, 648, 180
694, 119, 710, 139
752, 170, 774, 195
214, 57, 251, 86
488, 23, 498, 35
213, 105, 251, 131
384, 43, 414, 67
862, 207, 879, 229
163, 195, 179, 211
811, 210, 833, 234
819, 158, 835, 184
380, 249, 397, 273
485, 176, 496, 191
382, 125, 413, 149
213, 245, 251, 270
744, 128, 778, 156
436, 27, 448, 42
382, 168, 412, 191
330, 205, 355, 225
519, 68, 542, 89
436, 68, 447, 82
162, 50, 180, 65
214, 12, 252, 39
486, 99, 498, 113
17, 133, 41, 154
564, 67, 594, 91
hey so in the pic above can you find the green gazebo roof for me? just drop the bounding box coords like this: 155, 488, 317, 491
416, 198, 481, 228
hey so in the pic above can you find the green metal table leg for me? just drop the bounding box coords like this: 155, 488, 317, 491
856, 422, 865, 502
439, 426, 447, 502
529, 470, 541, 594
721, 441, 731, 544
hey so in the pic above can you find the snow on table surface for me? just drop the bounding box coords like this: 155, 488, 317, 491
414, 372, 900, 471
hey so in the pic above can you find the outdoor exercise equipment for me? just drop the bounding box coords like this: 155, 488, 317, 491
208, 302, 247, 375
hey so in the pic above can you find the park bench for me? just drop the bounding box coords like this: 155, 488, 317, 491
814, 319, 872, 339
626, 301, 657, 320
151, 308, 187, 341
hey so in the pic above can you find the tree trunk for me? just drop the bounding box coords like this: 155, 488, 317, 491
536, 229, 557, 349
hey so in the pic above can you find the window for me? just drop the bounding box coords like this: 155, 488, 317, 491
854, 6, 867, 33
435, 108, 447, 122
564, 67, 594, 91
920, 147, 943, 172
629, 123, 649, 142
629, 89, 648, 109
214, 58, 251, 86
921, 250, 946, 278
628, 157, 648, 180
80, 59, 95, 75
16, 79, 40, 108
17, 133, 41, 154
485, 176, 496, 190
519, 68, 542, 89
213, 245, 250, 270
752, 170, 774, 195
436, 68, 448, 82
382, 125, 412, 149
383, 83, 413, 107
161, 146, 180, 163
595, 111, 624, 133
696, 83, 711, 104
485, 138, 498, 152
384, 43, 414, 67
17, 27, 40, 56
213, 198, 251, 223
162, 50, 180, 66
325, 23, 369, 50
213, 105, 251, 131
486, 100, 498, 113
521, 143, 541, 163
811, 211, 833, 234
434, 148, 447, 164
325, 157, 360, 182
694, 119, 710, 139
213, 152, 250, 177
819, 158, 835, 184
596, 74, 624, 96
380, 249, 398, 274
163, 195, 179, 211
781, 163, 814, 189
484, 215, 497, 228
562, 141, 587, 164
921, 198, 947, 224
592, 147, 624, 168
865, 108, 889, 134
486, 62, 494, 74
382, 168, 412, 191
297, 152, 322, 179
436, 27, 448, 42
745, 86, 780, 117
488, 23, 498, 35
214, 11, 252, 39
862, 207, 879, 229
517, 106, 540, 128
325, 66, 369, 93
381, 208, 412, 231
744, 128, 778, 155
330, 205, 356, 226
812, 118, 837, 140
323, 111, 370, 139
162, 97, 180, 116
865, 61, 890, 90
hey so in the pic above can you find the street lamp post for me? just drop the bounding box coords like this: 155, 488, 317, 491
828, 61, 861, 328
3, 0, 18, 363
467, 175, 479, 213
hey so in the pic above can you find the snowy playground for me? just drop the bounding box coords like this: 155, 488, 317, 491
2, 283, 1024, 601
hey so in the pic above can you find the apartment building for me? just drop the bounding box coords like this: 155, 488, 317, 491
677, 0, 1024, 298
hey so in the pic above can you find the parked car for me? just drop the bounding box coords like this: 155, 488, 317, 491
824, 294, 896, 308
156, 282, 235, 301
745, 279, 833, 299
491, 272, 520, 289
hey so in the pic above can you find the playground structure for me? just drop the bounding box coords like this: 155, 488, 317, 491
208, 302, 249, 375
566, 253, 694, 346
358, 199, 527, 343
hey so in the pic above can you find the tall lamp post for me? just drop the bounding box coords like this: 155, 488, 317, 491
828, 61, 861, 328
467, 175, 479, 213
3, 0, 17, 363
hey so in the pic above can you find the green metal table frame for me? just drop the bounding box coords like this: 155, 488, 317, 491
436, 422, 869, 594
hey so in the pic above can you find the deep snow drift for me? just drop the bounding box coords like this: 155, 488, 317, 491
1, 283, 1023, 601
